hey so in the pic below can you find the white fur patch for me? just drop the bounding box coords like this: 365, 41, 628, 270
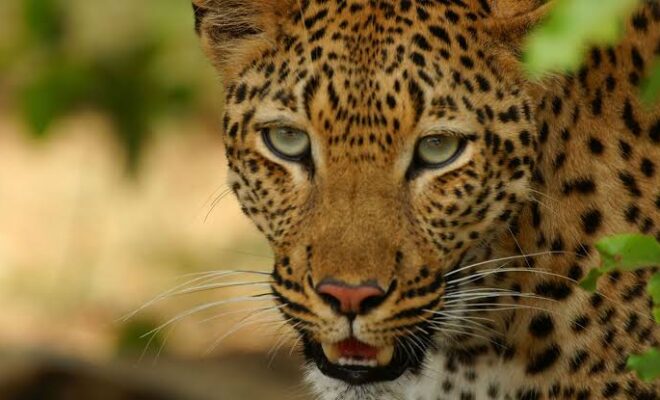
306, 347, 526, 400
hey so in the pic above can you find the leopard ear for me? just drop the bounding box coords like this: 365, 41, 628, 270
483, 0, 554, 46
192, 0, 291, 76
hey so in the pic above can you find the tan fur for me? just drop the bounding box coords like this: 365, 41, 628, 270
196, 0, 660, 397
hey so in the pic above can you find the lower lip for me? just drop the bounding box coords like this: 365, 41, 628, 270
304, 340, 411, 385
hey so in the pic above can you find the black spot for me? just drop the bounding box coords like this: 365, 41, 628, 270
588, 137, 604, 154
632, 12, 649, 31
618, 140, 632, 160
602, 382, 620, 397
310, 46, 323, 61
625, 205, 640, 223
570, 349, 589, 372
429, 25, 451, 45
408, 79, 425, 122
234, 83, 248, 104
539, 121, 549, 143
475, 74, 491, 92
581, 209, 603, 235
535, 281, 572, 300
562, 177, 597, 195
410, 52, 426, 67
591, 90, 603, 115
526, 344, 561, 374
386, 95, 397, 109
568, 264, 584, 281
552, 96, 563, 116
650, 119, 660, 143
618, 171, 642, 197
641, 158, 656, 177
302, 75, 321, 119
445, 9, 460, 23
529, 313, 554, 338
622, 99, 642, 136
412, 33, 432, 51
460, 56, 474, 69
631, 46, 645, 70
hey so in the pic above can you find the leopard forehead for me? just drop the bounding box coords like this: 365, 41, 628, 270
221, 0, 538, 168
215, 0, 540, 264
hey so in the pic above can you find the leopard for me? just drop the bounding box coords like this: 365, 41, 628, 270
192, 0, 660, 399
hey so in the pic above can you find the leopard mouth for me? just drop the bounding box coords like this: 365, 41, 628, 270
304, 337, 412, 385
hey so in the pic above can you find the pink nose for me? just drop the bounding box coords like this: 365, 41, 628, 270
316, 281, 386, 315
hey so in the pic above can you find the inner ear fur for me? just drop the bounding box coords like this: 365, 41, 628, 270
192, 0, 292, 76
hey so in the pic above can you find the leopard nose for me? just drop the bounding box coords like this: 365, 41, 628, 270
316, 279, 387, 315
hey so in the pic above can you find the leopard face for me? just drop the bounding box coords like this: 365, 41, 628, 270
193, 0, 544, 388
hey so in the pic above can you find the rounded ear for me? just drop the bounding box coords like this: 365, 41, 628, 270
483, 0, 554, 48
192, 0, 292, 77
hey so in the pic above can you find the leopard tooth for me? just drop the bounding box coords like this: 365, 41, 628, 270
322, 343, 341, 364
377, 345, 395, 366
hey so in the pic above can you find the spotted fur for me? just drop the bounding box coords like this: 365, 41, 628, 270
194, 0, 660, 398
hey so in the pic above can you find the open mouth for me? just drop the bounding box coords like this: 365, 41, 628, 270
304, 337, 412, 385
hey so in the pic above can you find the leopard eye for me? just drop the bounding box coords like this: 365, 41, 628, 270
262, 127, 311, 161
415, 135, 466, 168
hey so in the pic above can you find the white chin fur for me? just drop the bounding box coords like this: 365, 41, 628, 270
304, 364, 418, 400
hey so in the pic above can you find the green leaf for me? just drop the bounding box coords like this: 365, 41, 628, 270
649, 273, 660, 323
595, 234, 660, 271
628, 348, 660, 382
641, 60, 660, 106
579, 268, 604, 292
524, 0, 638, 78
579, 235, 660, 292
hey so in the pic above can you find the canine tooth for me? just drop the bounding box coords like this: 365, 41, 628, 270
322, 343, 341, 364
377, 345, 395, 366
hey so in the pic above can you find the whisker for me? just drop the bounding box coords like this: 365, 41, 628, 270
204, 187, 233, 222
205, 311, 287, 355
442, 289, 533, 299
172, 281, 273, 296
447, 267, 575, 286
426, 310, 496, 324
143, 295, 276, 337
198, 304, 284, 324
443, 302, 557, 316
428, 319, 499, 336
442, 292, 554, 305
120, 270, 272, 321
443, 251, 571, 278
430, 326, 504, 349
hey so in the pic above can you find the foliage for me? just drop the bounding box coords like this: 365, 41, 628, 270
580, 234, 660, 381
641, 62, 660, 105
523, 0, 658, 103
7, 0, 206, 173
116, 318, 166, 358
580, 235, 660, 291
523, 0, 638, 77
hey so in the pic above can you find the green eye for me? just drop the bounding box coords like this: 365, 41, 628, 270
415, 135, 465, 167
262, 127, 311, 160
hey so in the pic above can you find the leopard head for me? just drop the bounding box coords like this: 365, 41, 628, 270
193, 0, 549, 390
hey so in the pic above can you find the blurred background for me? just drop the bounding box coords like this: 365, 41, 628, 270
0, 1, 309, 399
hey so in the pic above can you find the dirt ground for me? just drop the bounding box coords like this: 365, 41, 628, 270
0, 351, 313, 400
